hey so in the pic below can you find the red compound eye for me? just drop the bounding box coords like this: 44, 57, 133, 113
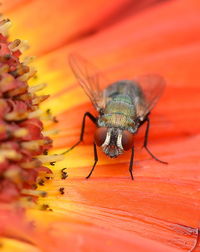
122, 130, 134, 150
94, 127, 107, 146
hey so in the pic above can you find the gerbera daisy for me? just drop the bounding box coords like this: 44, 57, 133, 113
0, 0, 200, 251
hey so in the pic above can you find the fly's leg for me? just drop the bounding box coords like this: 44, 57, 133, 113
86, 143, 98, 179
143, 117, 168, 164
129, 147, 134, 180
62, 112, 96, 155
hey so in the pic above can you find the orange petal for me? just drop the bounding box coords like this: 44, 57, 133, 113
4, 0, 160, 56
0, 206, 181, 252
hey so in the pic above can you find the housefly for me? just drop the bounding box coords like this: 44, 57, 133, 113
63, 54, 167, 179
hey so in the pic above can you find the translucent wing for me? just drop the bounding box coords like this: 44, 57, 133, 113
133, 74, 166, 120
68, 54, 106, 111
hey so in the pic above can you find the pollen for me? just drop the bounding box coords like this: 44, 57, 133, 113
0, 19, 58, 203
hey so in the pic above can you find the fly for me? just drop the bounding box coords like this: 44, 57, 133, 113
63, 54, 168, 179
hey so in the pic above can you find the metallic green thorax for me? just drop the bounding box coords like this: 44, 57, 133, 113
98, 94, 137, 132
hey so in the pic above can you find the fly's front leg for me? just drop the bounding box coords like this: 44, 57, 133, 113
129, 147, 134, 180
143, 117, 168, 164
86, 143, 98, 179
62, 112, 96, 155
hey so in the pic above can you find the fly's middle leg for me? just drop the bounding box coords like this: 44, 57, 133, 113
143, 117, 168, 164
62, 112, 97, 155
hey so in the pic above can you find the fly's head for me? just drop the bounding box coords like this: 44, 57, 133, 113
94, 127, 134, 158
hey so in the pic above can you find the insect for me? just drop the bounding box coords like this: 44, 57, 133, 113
63, 54, 167, 179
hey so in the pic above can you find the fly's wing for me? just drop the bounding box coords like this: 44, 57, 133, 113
133, 74, 166, 121
68, 54, 106, 111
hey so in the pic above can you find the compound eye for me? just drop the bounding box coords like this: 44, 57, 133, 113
122, 130, 134, 150
94, 127, 107, 146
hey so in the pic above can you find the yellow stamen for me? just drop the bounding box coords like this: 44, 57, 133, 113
20, 197, 37, 208
23, 56, 35, 65
42, 129, 59, 136
0, 150, 22, 161
21, 160, 42, 169
18, 67, 37, 81
10, 64, 29, 78
5, 111, 28, 121
0, 19, 11, 36
21, 139, 51, 151
21, 189, 47, 197
4, 168, 22, 186
8, 39, 30, 53
28, 83, 47, 93
17, 40, 30, 52
32, 95, 49, 105
37, 154, 64, 163
8, 39, 21, 51
13, 128, 28, 138
28, 109, 44, 119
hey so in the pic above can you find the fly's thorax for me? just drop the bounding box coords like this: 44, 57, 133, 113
94, 127, 134, 158
105, 95, 136, 117
97, 114, 138, 134
97, 94, 139, 133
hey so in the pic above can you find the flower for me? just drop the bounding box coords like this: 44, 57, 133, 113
0, 19, 55, 203
1, 0, 200, 251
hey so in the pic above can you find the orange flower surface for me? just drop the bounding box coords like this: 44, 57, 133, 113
0, 0, 200, 251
